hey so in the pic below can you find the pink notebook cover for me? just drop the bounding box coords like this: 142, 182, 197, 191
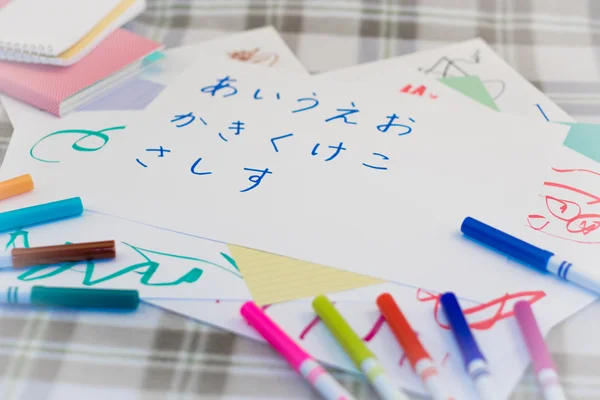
0, 29, 162, 116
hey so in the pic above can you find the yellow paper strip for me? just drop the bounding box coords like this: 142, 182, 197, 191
58, 0, 137, 60
228, 244, 383, 305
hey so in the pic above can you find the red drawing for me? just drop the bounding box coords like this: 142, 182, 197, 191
417, 289, 545, 330
400, 84, 439, 100
229, 48, 279, 67
441, 353, 451, 366
527, 167, 600, 243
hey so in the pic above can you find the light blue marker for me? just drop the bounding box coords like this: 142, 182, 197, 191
462, 217, 600, 295
0, 197, 83, 231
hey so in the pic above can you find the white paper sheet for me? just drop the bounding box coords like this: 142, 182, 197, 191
45, 58, 565, 302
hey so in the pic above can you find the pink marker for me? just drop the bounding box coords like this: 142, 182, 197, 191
514, 301, 567, 400
241, 301, 356, 400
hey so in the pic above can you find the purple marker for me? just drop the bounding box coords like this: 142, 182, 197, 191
514, 301, 566, 400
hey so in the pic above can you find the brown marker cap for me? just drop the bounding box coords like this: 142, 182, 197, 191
11, 240, 116, 268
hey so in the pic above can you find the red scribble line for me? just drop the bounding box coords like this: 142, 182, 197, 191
441, 353, 450, 366
299, 315, 321, 340
525, 221, 600, 244
417, 289, 546, 330
363, 315, 385, 342
527, 214, 550, 231
399, 353, 408, 367
552, 167, 600, 177
544, 182, 600, 205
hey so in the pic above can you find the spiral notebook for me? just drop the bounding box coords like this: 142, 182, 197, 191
0, 0, 141, 65
0, 29, 163, 116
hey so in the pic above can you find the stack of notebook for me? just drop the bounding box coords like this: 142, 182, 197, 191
0, 0, 163, 116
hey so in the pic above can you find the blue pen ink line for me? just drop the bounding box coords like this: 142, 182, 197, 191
136, 159, 148, 167
535, 104, 549, 122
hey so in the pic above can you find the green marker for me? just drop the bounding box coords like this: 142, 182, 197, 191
312, 295, 410, 400
0, 286, 139, 310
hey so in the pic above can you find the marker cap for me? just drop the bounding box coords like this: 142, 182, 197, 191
11, 240, 116, 268
312, 295, 374, 366
514, 301, 556, 373
241, 301, 310, 370
0, 197, 83, 232
440, 292, 485, 370
0, 174, 34, 201
376, 293, 430, 370
461, 217, 554, 270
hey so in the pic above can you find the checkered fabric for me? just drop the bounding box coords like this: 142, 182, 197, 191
1, 1, 600, 398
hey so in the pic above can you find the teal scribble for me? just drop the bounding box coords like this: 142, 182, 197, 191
5, 230, 30, 250
220, 252, 239, 271
7, 229, 242, 287
123, 242, 242, 279
29, 126, 126, 163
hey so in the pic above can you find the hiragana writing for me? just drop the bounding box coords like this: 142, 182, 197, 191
292, 93, 318, 113
190, 157, 212, 175
136, 146, 171, 168
325, 102, 359, 125
377, 114, 415, 136
312, 142, 346, 162
363, 152, 389, 170
146, 146, 171, 157
241, 167, 273, 192
201, 76, 238, 97
270, 133, 294, 152
171, 112, 196, 128
229, 120, 245, 135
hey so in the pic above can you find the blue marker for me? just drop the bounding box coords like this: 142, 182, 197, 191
461, 217, 600, 295
0, 197, 83, 231
441, 293, 494, 400
0, 286, 139, 309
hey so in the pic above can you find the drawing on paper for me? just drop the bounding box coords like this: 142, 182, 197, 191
3, 229, 242, 287
229, 48, 279, 67
418, 49, 506, 100
528, 167, 600, 243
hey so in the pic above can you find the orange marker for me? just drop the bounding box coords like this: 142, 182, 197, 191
377, 293, 454, 400
0, 174, 33, 200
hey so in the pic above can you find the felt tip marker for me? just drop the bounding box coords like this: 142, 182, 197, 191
376, 293, 454, 400
462, 217, 600, 296
0, 240, 116, 269
514, 301, 566, 400
0, 286, 139, 309
440, 292, 494, 400
0, 174, 34, 201
240, 301, 356, 400
312, 295, 410, 400
0, 197, 83, 232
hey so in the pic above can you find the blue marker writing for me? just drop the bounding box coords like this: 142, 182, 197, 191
441, 292, 494, 400
461, 217, 600, 296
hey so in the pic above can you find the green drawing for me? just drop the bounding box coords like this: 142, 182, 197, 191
7, 229, 241, 287
220, 252, 239, 271
5, 230, 30, 250
29, 126, 126, 163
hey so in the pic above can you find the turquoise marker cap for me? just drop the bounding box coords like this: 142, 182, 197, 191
31, 286, 139, 309
0, 197, 83, 232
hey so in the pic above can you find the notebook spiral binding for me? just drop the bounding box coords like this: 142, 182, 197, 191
0, 40, 54, 61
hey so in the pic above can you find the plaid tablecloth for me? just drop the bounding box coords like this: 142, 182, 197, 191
1, 1, 600, 398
